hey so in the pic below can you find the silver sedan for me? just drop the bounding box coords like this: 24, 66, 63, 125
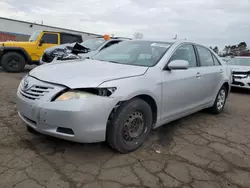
16, 40, 232, 153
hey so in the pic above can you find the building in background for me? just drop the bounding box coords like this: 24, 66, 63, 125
0, 17, 101, 42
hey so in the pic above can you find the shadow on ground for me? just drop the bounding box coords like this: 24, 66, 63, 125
231, 87, 250, 95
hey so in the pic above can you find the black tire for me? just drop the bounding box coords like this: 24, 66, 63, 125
107, 98, 153, 153
210, 85, 228, 114
1, 52, 25, 72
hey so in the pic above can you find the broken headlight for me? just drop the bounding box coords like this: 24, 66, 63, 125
55, 91, 94, 101
54, 87, 117, 101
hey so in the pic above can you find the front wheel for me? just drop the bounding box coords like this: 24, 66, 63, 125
107, 98, 153, 153
210, 85, 228, 114
1, 52, 26, 72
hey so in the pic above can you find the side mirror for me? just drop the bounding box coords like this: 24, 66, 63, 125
167, 60, 189, 70
39, 39, 44, 46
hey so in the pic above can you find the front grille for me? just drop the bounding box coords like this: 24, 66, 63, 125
20, 83, 54, 100
232, 71, 249, 79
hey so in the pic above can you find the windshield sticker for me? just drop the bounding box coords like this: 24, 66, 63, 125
151, 43, 170, 48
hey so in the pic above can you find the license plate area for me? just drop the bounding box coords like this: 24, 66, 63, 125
17, 97, 38, 123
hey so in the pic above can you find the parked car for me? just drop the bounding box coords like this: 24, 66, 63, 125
39, 36, 130, 64
226, 56, 250, 89
0, 30, 83, 72
16, 40, 231, 153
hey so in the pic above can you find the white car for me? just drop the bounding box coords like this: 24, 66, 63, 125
227, 56, 250, 89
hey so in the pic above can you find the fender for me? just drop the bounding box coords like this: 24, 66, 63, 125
0, 47, 32, 63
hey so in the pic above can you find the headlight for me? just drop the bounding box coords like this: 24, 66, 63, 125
54, 87, 116, 101
55, 91, 94, 101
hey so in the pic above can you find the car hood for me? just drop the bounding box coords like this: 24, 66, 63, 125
227, 65, 250, 72
30, 59, 148, 88
2, 41, 36, 47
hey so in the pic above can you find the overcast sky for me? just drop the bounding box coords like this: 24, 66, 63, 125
1, 0, 250, 49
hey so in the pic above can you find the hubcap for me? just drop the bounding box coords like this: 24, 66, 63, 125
123, 111, 145, 142
217, 89, 226, 110
8, 58, 19, 68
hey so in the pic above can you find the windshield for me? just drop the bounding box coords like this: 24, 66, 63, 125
29, 31, 41, 42
91, 41, 172, 67
227, 58, 250, 66
81, 38, 105, 51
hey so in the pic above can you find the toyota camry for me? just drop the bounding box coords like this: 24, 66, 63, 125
16, 40, 231, 153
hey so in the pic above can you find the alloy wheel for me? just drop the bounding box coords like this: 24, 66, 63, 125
217, 89, 226, 110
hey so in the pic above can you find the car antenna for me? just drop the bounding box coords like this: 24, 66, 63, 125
173, 34, 177, 40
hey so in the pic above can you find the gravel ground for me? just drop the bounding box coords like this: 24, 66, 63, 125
0, 66, 250, 188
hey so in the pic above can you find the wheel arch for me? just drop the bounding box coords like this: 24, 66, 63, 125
1, 47, 31, 64
108, 93, 159, 130
222, 82, 230, 97
132, 94, 158, 126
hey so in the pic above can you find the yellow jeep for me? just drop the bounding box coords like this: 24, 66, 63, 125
0, 30, 83, 72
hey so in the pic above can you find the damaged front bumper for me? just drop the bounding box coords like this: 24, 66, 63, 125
231, 71, 250, 89
16, 77, 120, 143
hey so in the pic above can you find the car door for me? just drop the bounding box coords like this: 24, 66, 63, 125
195, 45, 220, 103
37, 33, 59, 59
161, 44, 205, 121
211, 53, 225, 97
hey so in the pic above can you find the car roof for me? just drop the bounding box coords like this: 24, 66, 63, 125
127, 39, 211, 49
42, 31, 82, 37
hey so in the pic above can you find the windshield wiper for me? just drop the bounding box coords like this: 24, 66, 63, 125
108, 60, 121, 64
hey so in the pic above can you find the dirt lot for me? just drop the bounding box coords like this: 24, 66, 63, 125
0, 66, 250, 188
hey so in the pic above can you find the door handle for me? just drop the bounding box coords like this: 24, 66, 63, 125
220, 69, 223, 74
196, 72, 201, 78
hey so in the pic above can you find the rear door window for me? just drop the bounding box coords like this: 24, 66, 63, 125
61, 34, 82, 44
196, 46, 214, 66
41, 33, 58, 44
212, 54, 222, 66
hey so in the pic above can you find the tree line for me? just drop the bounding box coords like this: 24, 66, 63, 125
210, 42, 250, 57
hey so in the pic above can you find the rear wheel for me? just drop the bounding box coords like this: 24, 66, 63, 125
210, 85, 228, 114
1, 52, 25, 72
107, 98, 153, 153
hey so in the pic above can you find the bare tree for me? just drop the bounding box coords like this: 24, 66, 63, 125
133, 32, 143, 39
